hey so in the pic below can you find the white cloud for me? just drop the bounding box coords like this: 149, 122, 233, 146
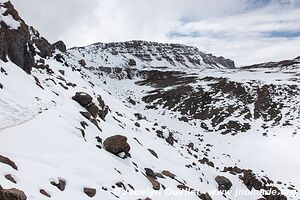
11, 0, 300, 66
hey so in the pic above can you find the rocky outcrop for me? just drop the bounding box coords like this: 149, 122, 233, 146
0, 1, 54, 73
0, 155, 18, 170
0, 1, 34, 73
215, 176, 232, 191
103, 135, 131, 158
0, 186, 27, 200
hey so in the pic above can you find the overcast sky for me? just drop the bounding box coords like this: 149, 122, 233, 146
11, 0, 300, 66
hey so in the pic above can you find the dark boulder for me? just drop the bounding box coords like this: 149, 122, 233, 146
128, 58, 136, 66
99, 106, 109, 120
0, 155, 18, 170
5, 174, 17, 184
86, 103, 99, 118
39, 189, 51, 198
50, 179, 66, 191
72, 92, 93, 107
79, 59, 86, 67
52, 40, 66, 53
215, 176, 232, 191
0, 187, 27, 200
145, 168, 156, 179
83, 187, 96, 197
103, 135, 131, 158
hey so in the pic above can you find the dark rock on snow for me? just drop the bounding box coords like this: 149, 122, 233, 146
0, 155, 18, 170
103, 135, 131, 158
215, 175, 232, 191
0, 186, 27, 200
83, 187, 96, 197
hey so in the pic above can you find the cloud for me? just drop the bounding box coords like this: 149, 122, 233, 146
11, 0, 300, 66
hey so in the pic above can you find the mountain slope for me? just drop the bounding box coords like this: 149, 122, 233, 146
1, 1, 299, 200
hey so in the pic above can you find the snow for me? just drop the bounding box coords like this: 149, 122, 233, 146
1, 46, 300, 200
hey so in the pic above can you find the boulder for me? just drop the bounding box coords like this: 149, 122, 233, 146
145, 176, 160, 190
103, 135, 131, 157
128, 58, 136, 66
0, 155, 18, 170
86, 103, 99, 118
72, 92, 93, 107
0, 187, 27, 200
201, 192, 213, 200
83, 187, 96, 197
5, 174, 17, 184
99, 106, 109, 120
52, 40, 66, 52
162, 170, 176, 179
50, 179, 66, 191
79, 59, 86, 67
97, 95, 105, 110
145, 168, 156, 179
39, 189, 51, 198
215, 176, 232, 191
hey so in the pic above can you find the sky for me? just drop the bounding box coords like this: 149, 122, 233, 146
11, 0, 300, 66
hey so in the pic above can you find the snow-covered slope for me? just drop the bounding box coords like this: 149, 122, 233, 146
1, 1, 300, 200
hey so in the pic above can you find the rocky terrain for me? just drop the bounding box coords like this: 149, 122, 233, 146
1, 1, 300, 200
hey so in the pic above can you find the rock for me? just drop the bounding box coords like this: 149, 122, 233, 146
5, 174, 17, 184
148, 149, 158, 158
52, 40, 66, 52
201, 192, 213, 200
162, 170, 176, 179
97, 95, 105, 110
54, 54, 65, 63
80, 121, 88, 129
91, 118, 102, 131
39, 189, 51, 198
0, 83, 3, 89
134, 122, 140, 127
0, 187, 27, 200
166, 133, 175, 146
80, 111, 92, 120
50, 179, 66, 191
103, 135, 131, 158
146, 176, 160, 190
128, 97, 136, 105
72, 92, 93, 107
86, 103, 99, 118
99, 106, 109, 120
134, 113, 144, 120
58, 69, 65, 75
0, 155, 18, 170
79, 59, 86, 67
83, 187, 96, 197
30, 27, 54, 58
215, 176, 232, 191
128, 58, 136, 66
145, 168, 156, 179
95, 136, 102, 143
0, 1, 35, 74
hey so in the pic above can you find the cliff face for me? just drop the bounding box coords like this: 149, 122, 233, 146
0, 1, 34, 73
0, 1, 56, 74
